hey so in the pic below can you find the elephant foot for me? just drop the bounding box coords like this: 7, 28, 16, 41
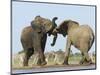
23, 62, 28, 66
79, 59, 93, 65
23, 60, 28, 66
79, 60, 84, 65
86, 60, 93, 65
63, 62, 69, 65
41, 61, 47, 66
63, 60, 69, 65
37, 59, 47, 66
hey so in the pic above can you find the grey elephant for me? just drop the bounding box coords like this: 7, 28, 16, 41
21, 16, 58, 66
52, 20, 94, 65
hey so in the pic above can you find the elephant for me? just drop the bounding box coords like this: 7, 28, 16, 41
52, 20, 94, 65
20, 16, 58, 66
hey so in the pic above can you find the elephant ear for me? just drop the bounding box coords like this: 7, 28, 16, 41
58, 20, 79, 35
31, 20, 46, 33
57, 20, 69, 34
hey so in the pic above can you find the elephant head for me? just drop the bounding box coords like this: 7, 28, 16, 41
31, 16, 58, 46
31, 16, 58, 33
51, 20, 79, 46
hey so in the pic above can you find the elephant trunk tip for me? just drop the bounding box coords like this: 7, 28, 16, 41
52, 17, 58, 21
52, 17, 58, 27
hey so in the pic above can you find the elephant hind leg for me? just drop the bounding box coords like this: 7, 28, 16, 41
80, 52, 90, 64
79, 43, 92, 64
80, 52, 92, 65
80, 46, 92, 64
23, 48, 34, 66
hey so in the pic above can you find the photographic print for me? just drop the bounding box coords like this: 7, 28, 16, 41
11, 0, 96, 74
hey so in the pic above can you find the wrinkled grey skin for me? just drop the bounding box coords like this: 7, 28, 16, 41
21, 16, 58, 66
52, 20, 94, 65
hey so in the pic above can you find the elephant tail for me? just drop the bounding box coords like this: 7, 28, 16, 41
89, 30, 94, 51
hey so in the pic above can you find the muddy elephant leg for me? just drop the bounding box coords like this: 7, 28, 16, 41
41, 34, 47, 53
41, 34, 47, 65
38, 34, 47, 65
63, 37, 71, 65
37, 49, 47, 65
33, 32, 46, 65
23, 48, 34, 66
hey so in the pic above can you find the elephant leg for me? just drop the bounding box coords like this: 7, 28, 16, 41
33, 32, 46, 65
41, 34, 47, 65
80, 43, 92, 64
37, 49, 47, 65
63, 37, 71, 65
21, 40, 29, 66
82, 52, 92, 64
38, 33, 47, 65
23, 48, 34, 66
41, 34, 47, 53
80, 52, 86, 64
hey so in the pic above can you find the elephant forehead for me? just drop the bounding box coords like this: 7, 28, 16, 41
43, 20, 52, 32
33, 17, 52, 32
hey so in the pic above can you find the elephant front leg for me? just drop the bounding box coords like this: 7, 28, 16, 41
33, 33, 46, 66
38, 50, 47, 65
63, 37, 71, 65
41, 34, 47, 53
40, 34, 47, 65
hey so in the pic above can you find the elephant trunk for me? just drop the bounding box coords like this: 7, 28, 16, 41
51, 33, 57, 46
48, 17, 58, 36
52, 17, 58, 27
49, 17, 58, 46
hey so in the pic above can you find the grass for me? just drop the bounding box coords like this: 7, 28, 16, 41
12, 52, 96, 69
68, 55, 82, 64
